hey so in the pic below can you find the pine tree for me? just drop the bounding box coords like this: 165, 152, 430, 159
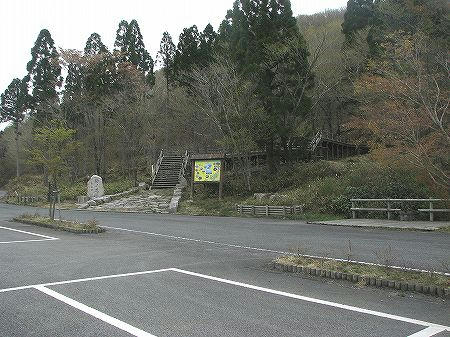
0, 78, 31, 177
114, 20, 155, 86
26, 29, 62, 125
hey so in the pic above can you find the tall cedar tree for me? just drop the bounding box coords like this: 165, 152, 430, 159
84, 33, 108, 55
173, 25, 201, 86
199, 24, 218, 66
25, 29, 62, 125
62, 62, 84, 127
158, 32, 176, 90
342, 0, 375, 41
173, 24, 217, 88
114, 20, 155, 86
219, 0, 311, 171
84, 33, 116, 96
0, 78, 31, 177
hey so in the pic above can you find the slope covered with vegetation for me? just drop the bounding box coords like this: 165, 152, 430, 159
1, 0, 448, 211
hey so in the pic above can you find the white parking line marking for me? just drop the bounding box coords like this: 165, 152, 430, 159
0, 238, 57, 244
104, 226, 450, 276
171, 268, 450, 332
35, 286, 156, 337
407, 326, 447, 337
0, 225, 58, 240
0, 225, 59, 244
1, 267, 448, 334
0, 268, 172, 293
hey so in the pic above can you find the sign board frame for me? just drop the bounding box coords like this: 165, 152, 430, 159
190, 153, 225, 200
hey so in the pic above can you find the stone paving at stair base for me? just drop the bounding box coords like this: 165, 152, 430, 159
89, 190, 172, 214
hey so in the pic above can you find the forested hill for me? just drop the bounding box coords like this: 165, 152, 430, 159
0, 0, 448, 197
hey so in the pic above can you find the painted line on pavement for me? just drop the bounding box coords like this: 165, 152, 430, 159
407, 326, 447, 337
0, 238, 58, 244
0, 268, 172, 293
171, 268, 450, 332
103, 226, 450, 276
0, 225, 58, 239
35, 286, 156, 337
0, 225, 59, 244
1, 266, 448, 334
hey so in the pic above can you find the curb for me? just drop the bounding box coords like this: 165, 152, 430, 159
306, 221, 439, 232
12, 218, 105, 234
272, 262, 449, 298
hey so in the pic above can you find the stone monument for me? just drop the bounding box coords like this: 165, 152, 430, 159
87, 175, 105, 199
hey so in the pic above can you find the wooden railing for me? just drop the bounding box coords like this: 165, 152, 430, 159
351, 198, 449, 221
236, 204, 303, 216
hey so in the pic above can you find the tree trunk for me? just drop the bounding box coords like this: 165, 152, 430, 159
266, 138, 277, 173
14, 130, 20, 178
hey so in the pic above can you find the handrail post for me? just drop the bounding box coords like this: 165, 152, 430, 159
387, 199, 391, 220
429, 199, 434, 222
352, 200, 356, 219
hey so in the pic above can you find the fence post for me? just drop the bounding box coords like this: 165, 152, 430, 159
429, 199, 434, 222
239, 204, 243, 215
252, 205, 255, 215
387, 199, 391, 220
283, 206, 286, 216
352, 200, 356, 219
266, 205, 269, 216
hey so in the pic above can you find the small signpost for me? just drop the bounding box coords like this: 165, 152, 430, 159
190, 153, 225, 200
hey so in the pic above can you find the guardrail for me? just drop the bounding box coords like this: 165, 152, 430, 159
350, 198, 449, 221
236, 204, 303, 216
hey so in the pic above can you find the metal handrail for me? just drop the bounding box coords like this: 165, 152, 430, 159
179, 150, 189, 180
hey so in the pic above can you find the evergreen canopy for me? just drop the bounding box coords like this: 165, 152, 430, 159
114, 20, 155, 86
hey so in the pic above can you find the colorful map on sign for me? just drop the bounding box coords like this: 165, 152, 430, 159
194, 160, 221, 182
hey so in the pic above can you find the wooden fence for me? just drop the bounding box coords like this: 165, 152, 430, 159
351, 198, 449, 222
236, 204, 303, 216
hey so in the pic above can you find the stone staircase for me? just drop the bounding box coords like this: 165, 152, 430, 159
151, 152, 186, 189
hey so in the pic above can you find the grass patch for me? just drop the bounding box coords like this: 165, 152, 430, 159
5, 175, 135, 202
177, 196, 243, 217
14, 213, 105, 233
437, 226, 450, 233
276, 255, 449, 288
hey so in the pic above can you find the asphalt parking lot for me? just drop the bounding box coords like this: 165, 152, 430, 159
0, 206, 449, 336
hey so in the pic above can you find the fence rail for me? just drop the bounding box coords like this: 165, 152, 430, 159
236, 204, 303, 216
5, 195, 45, 205
350, 198, 449, 222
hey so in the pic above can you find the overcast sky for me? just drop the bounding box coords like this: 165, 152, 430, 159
0, 0, 347, 130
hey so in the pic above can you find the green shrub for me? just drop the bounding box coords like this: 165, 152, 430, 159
5, 175, 46, 196
104, 179, 134, 195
